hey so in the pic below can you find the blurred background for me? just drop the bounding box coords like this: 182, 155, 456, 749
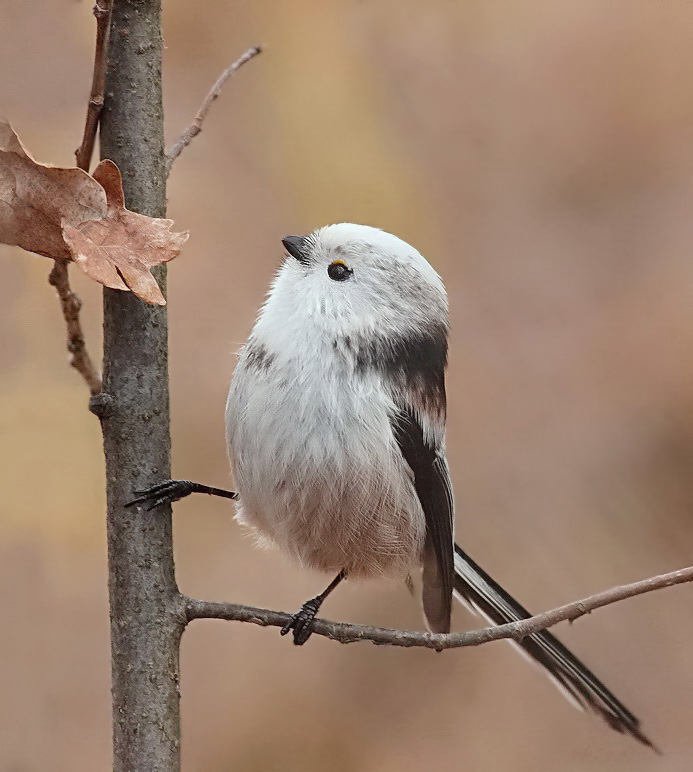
2, 0, 693, 769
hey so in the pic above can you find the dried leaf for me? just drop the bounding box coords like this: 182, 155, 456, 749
0, 120, 187, 305
0, 121, 105, 260
64, 161, 187, 305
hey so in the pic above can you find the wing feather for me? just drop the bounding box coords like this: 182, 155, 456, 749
391, 408, 454, 633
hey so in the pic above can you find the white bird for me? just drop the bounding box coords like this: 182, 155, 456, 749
129, 223, 651, 747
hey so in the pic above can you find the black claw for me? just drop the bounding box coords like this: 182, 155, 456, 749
143, 496, 170, 511
280, 599, 321, 645
125, 479, 195, 510
133, 482, 173, 497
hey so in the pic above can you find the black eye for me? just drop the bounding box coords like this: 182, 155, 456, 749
327, 261, 352, 281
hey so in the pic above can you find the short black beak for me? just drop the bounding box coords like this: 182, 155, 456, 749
282, 235, 310, 264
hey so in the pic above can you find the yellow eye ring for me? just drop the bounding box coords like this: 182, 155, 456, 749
327, 260, 352, 282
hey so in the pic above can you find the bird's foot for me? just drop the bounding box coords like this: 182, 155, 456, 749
125, 479, 196, 511
280, 598, 322, 645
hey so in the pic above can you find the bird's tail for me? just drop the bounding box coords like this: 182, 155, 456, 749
453, 544, 654, 748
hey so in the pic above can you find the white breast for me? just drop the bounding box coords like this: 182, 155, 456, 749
226, 338, 426, 580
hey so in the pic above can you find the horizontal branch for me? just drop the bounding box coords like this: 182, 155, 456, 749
185, 563, 693, 649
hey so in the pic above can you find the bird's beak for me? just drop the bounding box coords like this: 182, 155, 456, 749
282, 235, 310, 265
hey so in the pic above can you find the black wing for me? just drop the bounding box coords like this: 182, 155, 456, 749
392, 407, 454, 634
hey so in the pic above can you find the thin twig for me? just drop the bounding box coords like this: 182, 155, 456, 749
49, 260, 102, 395
166, 45, 262, 172
75, 1, 113, 171
51, 1, 112, 395
185, 563, 693, 649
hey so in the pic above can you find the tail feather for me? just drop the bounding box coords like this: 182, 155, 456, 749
453, 545, 654, 749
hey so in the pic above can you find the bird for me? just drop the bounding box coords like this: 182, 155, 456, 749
128, 222, 652, 747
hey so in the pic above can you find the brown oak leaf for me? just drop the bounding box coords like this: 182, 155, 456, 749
0, 120, 187, 305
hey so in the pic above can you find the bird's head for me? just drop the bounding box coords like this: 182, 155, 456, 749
258, 223, 448, 346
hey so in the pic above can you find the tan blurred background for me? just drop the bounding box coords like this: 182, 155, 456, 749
2, 0, 693, 769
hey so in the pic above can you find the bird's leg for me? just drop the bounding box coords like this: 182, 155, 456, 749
281, 570, 346, 646
125, 480, 238, 511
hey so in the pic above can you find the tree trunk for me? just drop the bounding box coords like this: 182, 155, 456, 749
98, 1, 183, 769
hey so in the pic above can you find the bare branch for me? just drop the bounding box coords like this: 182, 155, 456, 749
166, 45, 262, 172
75, 1, 113, 172
50, 1, 112, 395
99, 3, 179, 768
48, 260, 102, 395
185, 563, 693, 649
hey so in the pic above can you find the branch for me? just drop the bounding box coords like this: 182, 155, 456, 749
185, 563, 693, 649
75, 1, 113, 171
99, 2, 179, 768
166, 45, 262, 172
48, 260, 102, 395
49, 2, 112, 395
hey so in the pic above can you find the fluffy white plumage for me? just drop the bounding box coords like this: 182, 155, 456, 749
226, 223, 448, 580
131, 222, 650, 744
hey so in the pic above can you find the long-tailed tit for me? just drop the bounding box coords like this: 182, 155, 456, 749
129, 223, 651, 747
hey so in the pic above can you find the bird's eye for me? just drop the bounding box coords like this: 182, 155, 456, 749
327, 261, 352, 282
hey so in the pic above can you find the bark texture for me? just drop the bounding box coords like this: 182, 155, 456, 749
98, 2, 184, 769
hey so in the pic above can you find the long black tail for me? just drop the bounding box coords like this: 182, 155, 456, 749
453, 544, 653, 748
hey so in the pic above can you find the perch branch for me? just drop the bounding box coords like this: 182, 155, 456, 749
50, 0, 112, 395
166, 45, 262, 172
185, 562, 693, 649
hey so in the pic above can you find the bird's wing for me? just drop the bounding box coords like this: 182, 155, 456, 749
391, 406, 454, 633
